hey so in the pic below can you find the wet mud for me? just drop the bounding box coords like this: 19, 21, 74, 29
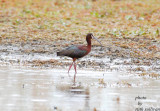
0, 40, 159, 73
0, 39, 160, 111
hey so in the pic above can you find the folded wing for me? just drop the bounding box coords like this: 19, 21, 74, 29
57, 45, 87, 58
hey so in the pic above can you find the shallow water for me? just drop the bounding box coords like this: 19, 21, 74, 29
0, 66, 160, 111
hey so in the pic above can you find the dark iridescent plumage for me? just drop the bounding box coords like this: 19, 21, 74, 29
57, 45, 87, 59
57, 33, 102, 83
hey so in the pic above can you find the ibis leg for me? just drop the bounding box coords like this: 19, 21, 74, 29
68, 62, 73, 76
73, 61, 77, 82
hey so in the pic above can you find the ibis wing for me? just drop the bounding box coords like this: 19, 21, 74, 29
59, 45, 87, 58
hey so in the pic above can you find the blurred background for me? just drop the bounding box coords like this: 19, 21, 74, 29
0, 0, 160, 111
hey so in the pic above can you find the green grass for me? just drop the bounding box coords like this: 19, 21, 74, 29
0, 0, 160, 59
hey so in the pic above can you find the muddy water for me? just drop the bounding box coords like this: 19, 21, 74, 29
0, 66, 160, 111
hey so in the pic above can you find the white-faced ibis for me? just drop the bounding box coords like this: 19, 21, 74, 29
57, 33, 102, 82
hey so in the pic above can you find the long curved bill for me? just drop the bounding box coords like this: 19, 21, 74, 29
91, 35, 102, 46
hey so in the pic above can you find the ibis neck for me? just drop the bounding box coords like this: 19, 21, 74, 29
87, 42, 91, 51
87, 39, 91, 47
87, 44, 91, 48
